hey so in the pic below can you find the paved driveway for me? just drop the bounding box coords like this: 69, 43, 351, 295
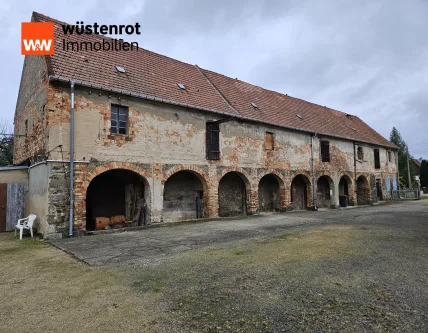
50, 201, 428, 266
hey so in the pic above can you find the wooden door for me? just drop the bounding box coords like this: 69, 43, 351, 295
0, 184, 6, 232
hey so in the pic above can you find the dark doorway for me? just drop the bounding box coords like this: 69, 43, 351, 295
163, 171, 204, 222
339, 176, 351, 207
218, 172, 247, 217
357, 176, 369, 205
376, 179, 383, 201
258, 174, 280, 212
291, 175, 308, 210
317, 176, 331, 208
86, 169, 147, 231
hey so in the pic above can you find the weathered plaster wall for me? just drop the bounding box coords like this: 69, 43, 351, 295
0, 169, 28, 184
27, 163, 49, 235
14, 56, 49, 164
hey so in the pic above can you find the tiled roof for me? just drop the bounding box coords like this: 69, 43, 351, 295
412, 159, 421, 168
33, 12, 396, 149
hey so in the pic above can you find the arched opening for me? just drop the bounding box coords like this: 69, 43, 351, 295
339, 175, 352, 207
317, 175, 333, 208
218, 172, 248, 217
163, 171, 205, 222
86, 169, 149, 231
357, 176, 370, 205
291, 175, 310, 210
258, 174, 281, 212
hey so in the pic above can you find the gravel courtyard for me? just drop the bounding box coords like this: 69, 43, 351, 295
1, 201, 427, 332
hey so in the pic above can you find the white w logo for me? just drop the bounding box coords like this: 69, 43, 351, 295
23, 39, 52, 51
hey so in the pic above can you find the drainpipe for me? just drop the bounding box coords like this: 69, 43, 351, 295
353, 142, 357, 191
69, 81, 75, 237
311, 133, 317, 210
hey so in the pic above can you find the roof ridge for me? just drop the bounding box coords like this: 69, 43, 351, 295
195, 65, 241, 117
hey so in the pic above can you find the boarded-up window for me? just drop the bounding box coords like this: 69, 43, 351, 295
206, 122, 220, 160
320, 140, 330, 162
265, 132, 274, 150
357, 146, 364, 160
374, 149, 380, 169
111, 105, 128, 134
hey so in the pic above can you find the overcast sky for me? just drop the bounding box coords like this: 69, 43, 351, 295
1, 0, 427, 158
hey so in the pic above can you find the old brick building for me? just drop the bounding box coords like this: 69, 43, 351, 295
14, 13, 398, 237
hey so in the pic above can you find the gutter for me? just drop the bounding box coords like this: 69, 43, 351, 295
0, 166, 28, 171
69, 81, 75, 237
311, 133, 317, 210
48, 75, 397, 151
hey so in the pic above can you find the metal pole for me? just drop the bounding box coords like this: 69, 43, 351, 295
407, 154, 411, 188
311, 133, 317, 210
69, 81, 75, 237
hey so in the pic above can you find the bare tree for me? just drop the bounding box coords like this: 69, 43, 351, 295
0, 118, 14, 166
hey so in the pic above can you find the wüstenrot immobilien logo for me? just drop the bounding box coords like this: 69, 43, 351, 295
21, 22, 54, 55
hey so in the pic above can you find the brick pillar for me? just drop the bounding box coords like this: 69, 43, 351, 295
247, 188, 258, 215
151, 163, 163, 223
279, 185, 291, 211
73, 163, 87, 230
307, 183, 314, 209
206, 165, 219, 217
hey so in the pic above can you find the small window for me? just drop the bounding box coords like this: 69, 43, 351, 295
111, 105, 128, 135
388, 151, 392, 163
206, 122, 220, 160
374, 148, 380, 169
357, 146, 364, 160
320, 140, 330, 162
24, 119, 28, 137
265, 132, 274, 151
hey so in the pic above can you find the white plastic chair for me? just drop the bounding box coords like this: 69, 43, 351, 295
14, 214, 36, 240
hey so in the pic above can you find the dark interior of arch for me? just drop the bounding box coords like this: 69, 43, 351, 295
258, 174, 280, 212
291, 175, 308, 210
317, 176, 331, 208
86, 169, 145, 231
218, 172, 247, 217
163, 171, 204, 222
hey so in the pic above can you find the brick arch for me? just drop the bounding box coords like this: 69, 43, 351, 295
218, 167, 252, 187
257, 171, 288, 212
289, 172, 313, 210
163, 165, 209, 189
75, 162, 152, 230
316, 174, 335, 209
291, 170, 312, 186
218, 168, 255, 215
163, 166, 210, 218
257, 170, 286, 189
85, 162, 151, 189
356, 174, 371, 205
338, 172, 355, 203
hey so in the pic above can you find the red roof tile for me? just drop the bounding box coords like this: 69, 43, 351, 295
33, 12, 397, 149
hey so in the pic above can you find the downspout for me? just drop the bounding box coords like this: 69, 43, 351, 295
311, 133, 317, 210
69, 81, 75, 237
353, 142, 357, 189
